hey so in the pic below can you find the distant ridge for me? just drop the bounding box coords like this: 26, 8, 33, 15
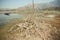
17, 0, 60, 10
0, 0, 60, 11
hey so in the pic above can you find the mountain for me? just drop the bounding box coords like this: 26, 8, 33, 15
17, 0, 60, 11
0, 0, 60, 12
52, 0, 60, 7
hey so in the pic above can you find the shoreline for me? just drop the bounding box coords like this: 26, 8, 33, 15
0, 10, 60, 40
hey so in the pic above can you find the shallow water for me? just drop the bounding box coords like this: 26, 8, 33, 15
0, 13, 22, 26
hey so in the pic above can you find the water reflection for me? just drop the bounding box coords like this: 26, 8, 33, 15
0, 13, 22, 26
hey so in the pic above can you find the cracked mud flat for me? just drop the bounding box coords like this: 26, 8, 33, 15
0, 12, 60, 40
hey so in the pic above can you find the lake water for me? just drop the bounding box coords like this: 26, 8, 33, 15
0, 13, 22, 26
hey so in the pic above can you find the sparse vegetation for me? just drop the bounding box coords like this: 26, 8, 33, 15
0, 10, 60, 40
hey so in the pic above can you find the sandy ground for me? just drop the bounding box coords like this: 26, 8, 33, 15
0, 11, 60, 40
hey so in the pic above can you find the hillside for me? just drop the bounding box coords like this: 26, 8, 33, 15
0, 0, 60, 13
16, 1, 60, 13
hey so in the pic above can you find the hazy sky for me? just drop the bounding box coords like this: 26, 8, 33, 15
0, 0, 54, 9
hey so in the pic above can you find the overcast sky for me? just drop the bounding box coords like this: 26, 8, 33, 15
0, 0, 55, 9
